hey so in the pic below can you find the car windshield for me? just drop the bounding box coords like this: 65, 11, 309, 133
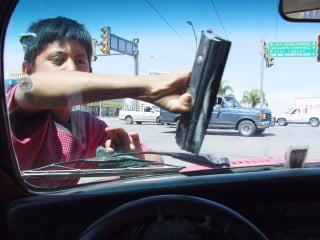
224, 96, 241, 108
4, 0, 320, 190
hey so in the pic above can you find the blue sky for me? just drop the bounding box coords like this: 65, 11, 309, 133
4, 0, 320, 114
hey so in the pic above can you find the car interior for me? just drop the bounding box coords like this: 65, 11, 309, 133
2, 0, 320, 239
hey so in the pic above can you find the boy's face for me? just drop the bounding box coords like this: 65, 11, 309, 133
32, 40, 91, 73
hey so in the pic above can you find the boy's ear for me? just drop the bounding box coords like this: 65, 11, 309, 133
22, 60, 34, 75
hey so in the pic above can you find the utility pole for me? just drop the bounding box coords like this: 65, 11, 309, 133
133, 38, 139, 110
133, 38, 139, 76
260, 40, 274, 108
260, 41, 267, 108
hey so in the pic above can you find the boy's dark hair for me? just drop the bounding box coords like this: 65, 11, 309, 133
23, 16, 92, 67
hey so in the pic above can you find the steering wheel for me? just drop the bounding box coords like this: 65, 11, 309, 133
80, 195, 269, 240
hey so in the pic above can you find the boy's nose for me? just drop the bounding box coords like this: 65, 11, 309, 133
64, 58, 77, 71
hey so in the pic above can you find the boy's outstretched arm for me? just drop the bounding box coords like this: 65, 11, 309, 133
14, 70, 191, 113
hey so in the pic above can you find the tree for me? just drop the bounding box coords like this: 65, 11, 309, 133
241, 89, 261, 107
218, 80, 233, 96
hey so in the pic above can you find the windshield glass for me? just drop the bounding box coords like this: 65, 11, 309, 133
4, 0, 320, 189
224, 96, 241, 107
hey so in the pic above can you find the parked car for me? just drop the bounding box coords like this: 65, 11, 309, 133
2, 1, 320, 240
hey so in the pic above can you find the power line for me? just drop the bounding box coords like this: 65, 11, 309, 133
260, 0, 278, 41
274, 2, 279, 41
145, 0, 192, 51
209, 0, 229, 38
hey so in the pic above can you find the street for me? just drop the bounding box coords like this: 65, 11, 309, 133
103, 118, 320, 165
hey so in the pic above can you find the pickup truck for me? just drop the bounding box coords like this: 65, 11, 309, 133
275, 108, 320, 127
118, 105, 161, 125
159, 109, 180, 126
160, 95, 273, 136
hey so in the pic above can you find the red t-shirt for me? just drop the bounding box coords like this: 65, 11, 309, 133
7, 86, 149, 187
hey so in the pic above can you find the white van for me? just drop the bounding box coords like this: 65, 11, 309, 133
275, 108, 320, 127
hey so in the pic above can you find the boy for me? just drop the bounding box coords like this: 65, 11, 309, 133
7, 16, 191, 186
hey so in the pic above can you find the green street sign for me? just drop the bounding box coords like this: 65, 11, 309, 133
268, 41, 317, 57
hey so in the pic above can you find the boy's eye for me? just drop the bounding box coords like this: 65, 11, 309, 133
51, 55, 64, 65
76, 58, 87, 65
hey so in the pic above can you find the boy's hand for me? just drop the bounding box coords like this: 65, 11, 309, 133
139, 70, 192, 114
105, 127, 145, 159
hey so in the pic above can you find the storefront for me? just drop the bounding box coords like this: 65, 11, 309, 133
85, 100, 124, 117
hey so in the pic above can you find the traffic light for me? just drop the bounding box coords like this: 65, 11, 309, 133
266, 57, 274, 68
317, 35, 320, 62
92, 39, 97, 61
100, 26, 110, 54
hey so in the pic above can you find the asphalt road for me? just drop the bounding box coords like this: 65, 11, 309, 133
103, 118, 320, 164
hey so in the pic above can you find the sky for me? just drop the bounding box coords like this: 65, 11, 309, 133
4, 0, 320, 114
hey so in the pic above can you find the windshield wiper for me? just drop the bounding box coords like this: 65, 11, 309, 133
117, 151, 230, 168
21, 151, 230, 179
21, 154, 181, 179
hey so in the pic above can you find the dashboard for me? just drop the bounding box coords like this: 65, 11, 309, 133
6, 168, 320, 240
